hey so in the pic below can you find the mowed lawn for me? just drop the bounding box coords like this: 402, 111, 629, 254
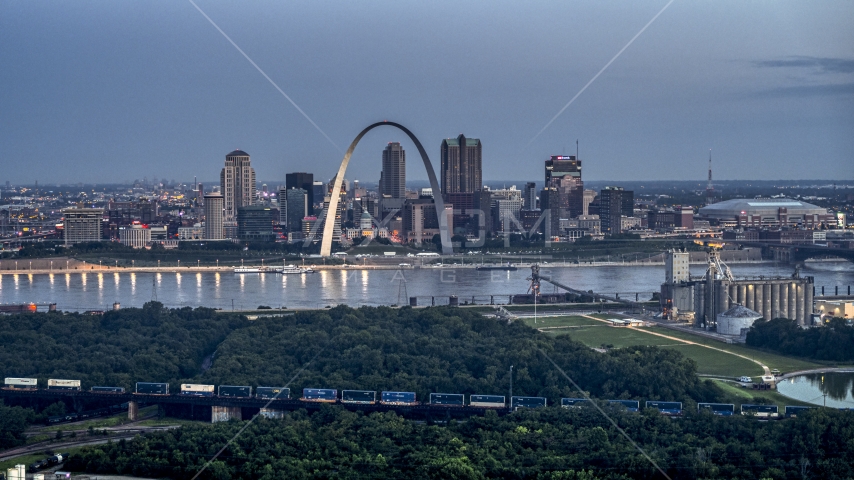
544, 322, 765, 377
521, 315, 603, 329
646, 326, 824, 373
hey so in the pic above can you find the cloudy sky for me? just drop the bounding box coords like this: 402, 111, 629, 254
1, 0, 852, 185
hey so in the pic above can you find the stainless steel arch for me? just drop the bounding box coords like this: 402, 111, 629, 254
319, 121, 453, 256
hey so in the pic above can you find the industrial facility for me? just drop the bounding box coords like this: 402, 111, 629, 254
660, 250, 815, 334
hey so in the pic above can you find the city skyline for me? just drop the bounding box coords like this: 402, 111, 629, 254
1, 1, 852, 184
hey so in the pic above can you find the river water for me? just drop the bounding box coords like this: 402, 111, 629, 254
0, 261, 852, 311
776, 372, 854, 408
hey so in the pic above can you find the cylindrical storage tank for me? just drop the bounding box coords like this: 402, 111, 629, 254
729, 285, 737, 307
449, 295, 459, 306
694, 285, 704, 327
716, 305, 763, 336
738, 285, 747, 307
754, 284, 763, 318
745, 285, 754, 311
762, 283, 772, 320
788, 284, 797, 321
717, 284, 729, 320
805, 283, 814, 324
796, 285, 804, 325
780, 283, 789, 319
771, 283, 780, 319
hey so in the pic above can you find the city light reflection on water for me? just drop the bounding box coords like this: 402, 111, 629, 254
0, 262, 849, 312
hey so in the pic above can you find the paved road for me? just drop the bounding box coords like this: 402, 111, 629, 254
0, 425, 179, 462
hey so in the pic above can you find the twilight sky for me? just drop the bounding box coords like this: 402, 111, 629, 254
1, 0, 852, 185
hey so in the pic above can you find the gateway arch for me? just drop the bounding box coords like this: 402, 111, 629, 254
319, 121, 453, 256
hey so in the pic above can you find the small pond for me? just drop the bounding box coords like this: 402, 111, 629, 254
776, 372, 854, 408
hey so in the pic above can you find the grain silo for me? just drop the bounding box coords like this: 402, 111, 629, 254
716, 304, 763, 336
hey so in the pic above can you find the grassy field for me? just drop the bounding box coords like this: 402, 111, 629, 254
533, 316, 766, 376
647, 327, 826, 373
662, 344, 763, 377
711, 379, 813, 409
521, 315, 603, 329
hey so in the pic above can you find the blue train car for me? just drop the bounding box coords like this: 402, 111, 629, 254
511, 396, 547, 409
469, 395, 506, 408
608, 400, 640, 412
645, 401, 683, 416
302, 388, 338, 403
698, 403, 735, 416
135, 382, 169, 395
381, 391, 418, 405
430, 393, 464, 406
91, 386, 125, 393
561, 398, 591, 408
218, 385, 252, 398
256, 387, 290, 400
341, 390, 376, 404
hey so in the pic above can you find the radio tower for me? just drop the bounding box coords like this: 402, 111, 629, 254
705, 149, 715, 206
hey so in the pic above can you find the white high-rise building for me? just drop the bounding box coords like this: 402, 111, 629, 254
220, 150, 256, 222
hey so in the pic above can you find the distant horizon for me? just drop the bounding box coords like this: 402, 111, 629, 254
5, 178, 853, 188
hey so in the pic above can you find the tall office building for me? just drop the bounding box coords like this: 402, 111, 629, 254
63, 208, 104, 245
599, 186, 634, 234
440, 134, 482, 195
380, 142, 406, 199
204, 192, 224, 240
523, 182, 538, 210
286, 172, 314, 215
220, 150, 256, 221
278, 187, 308, 234
541, 155, 584, 236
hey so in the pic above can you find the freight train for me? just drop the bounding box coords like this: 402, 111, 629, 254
3, 377, 846, 419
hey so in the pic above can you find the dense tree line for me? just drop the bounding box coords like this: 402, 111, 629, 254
0, 302, 246, 390
67, 405, 854, 479
198, 306, 722, 404
746, 317, 854, 362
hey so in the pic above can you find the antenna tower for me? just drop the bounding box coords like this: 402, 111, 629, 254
705, 149, 715, 205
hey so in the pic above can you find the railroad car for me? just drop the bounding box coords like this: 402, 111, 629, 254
698, 403, 735, 416
181, 384, 215, 396
511, 396, 547, 409
47, 379, 81, 391
341, 390, 376, 404
256, 386, 290, 400
135, 382, 169, 395
741, 404, 779, 418
91, 386, 125, 393
469, 394, 506, 408
430, 393, 464, 406
381, 391, 418, 406
561, 398, 591, 408
218, 385, 252, 398
302, 388, 337, 403
4, 377, 38, 390
608, 400, 640, 412
783, 405, 817, 418
645, 401, 683, 416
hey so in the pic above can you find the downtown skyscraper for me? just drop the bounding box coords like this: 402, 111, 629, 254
380, 142, 406, 199
440, 134, 482, 195
220, 150, 256, 222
